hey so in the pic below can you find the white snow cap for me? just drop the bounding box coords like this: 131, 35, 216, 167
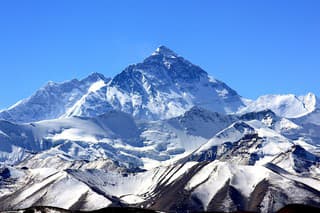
152, 45, 178, 57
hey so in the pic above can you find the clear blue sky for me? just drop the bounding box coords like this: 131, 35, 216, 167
0, 0, 319, 109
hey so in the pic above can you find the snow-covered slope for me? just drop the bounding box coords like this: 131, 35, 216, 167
0, 73, 110, 123
239, 93, 318, 118
0, 167, 112, 210
270, 145, 320, 178
167, 106, 237, 139
0, 103, 318, 171
0, 108, 238, 168
1, 160, 320, 212
187, 120, 295, 166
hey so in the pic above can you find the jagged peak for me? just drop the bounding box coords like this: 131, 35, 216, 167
82, 72, 108, 83
42, 78, 79, 89
151, 45, 178, 58
184, 106, 221, 117
112, 45, 208, 87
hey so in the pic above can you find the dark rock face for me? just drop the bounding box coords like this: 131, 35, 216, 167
141, 162, 209, 213
187, 133, 263, 165
292, 145, 320, 173
0, 167, 10, 179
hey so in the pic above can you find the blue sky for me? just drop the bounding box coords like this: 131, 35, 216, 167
0, 0, 319, 109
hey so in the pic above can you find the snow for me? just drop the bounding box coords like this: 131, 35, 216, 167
239, 93, 318, 118
216, 88, 229, 97
299, 92, 317, 112
41, 174, 111, 209
5, 168, 112, 210
106, 86, 131, 108
186, 162, 217, 190
294, 108, 320, 126
43, 175, 89, 208
0, 75, 105, 123
269, 165, 320, 192
0, 145, 29, 165
186, 162, 230, 210
50, 128, 99, 143
6, 166, 25, 179
152, 45, 179, 57
63, 80, 108, 118
88, 80, 106, 93
12, 171, 64, 207
36, 117, 108, 142
257, 125, 293, 156
141, 157, 162, 170
121, 195, 145, 204
1, 159, 320, 211
166, 161, 198, 185
68, 168, 164, 201
195, 122, 255, 154
81, 190, 112, 209
294, 138, 318, 152
276, 118, 301, 131
246, 121, 294, 164
7, 100, 24, 110
185, 162, 269, 210
0, 130, 8, 137
230, 165, 269, 197
30, 168, 59, 178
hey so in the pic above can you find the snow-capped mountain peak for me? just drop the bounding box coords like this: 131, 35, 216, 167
151, 45, 179, 58
0, 46, 246, 122
82, 72, 109, 83
60, 46, 245, 120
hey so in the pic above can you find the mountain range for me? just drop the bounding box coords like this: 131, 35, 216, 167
0, 46, 319, 213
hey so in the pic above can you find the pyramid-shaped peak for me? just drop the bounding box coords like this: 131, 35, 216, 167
152, 45, 178, 57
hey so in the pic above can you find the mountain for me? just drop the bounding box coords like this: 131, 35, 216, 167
1, 160, 320, 212
99, 46, 245, 119
240, 93, 319, 118
0, 108, 237, 168
0, 73, 110, 123
0, 46, 319, 213
186, 119, 294, 165
0, 106, 319, 212
0, 46, 245, 123
2, 46, 318, 123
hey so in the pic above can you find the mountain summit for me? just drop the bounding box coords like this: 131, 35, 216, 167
151, 45, 179, 57
0, 46, 244, 122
